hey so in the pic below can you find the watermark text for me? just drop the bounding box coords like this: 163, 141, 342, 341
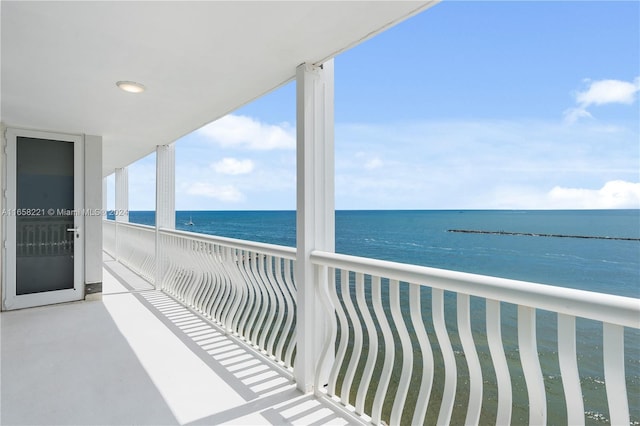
1, 208, 128, 217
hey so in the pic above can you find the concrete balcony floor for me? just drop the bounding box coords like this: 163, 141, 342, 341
1, 256, 352, 425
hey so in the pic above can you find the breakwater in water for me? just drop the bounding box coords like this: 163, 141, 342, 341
448, 229, 640, 241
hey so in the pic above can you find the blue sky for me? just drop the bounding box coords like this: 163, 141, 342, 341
118, 1, 639, 211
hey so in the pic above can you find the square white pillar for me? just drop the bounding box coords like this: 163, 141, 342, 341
84, 135, 103, 292
155, 144, 176, 230
295, 59, 335, 392
114, 167, 129, 223
155, 144, 175, 288
114, 167, 128, 262
102, 177, 107, 219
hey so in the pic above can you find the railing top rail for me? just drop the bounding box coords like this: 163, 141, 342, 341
311, 250, 640, 328
113, 221, 156, 231
159, 227, 297, 260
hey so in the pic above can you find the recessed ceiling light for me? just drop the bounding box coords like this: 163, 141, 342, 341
116, 81, 146, 93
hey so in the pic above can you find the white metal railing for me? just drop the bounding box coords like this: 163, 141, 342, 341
103, 219, 116, 256
311, 250, 640, 426
103, 220, 639, 425
115, 221, 156, 282
158, 228, 298, 369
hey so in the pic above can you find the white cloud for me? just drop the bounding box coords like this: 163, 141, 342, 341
562, 107, 593, 125
213, 158, 254, 175
186, 182, 245, 203
564, 77, 640, 124
471, 181, 640, 210
355, 152, 384, 170
576, 77, 640, 106
364, 157, 383, 170
198, 114, 294, 150
548, 180, 640, 209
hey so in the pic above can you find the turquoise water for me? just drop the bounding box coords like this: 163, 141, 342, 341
127, 209, 639, 298
124, 209, 639, 423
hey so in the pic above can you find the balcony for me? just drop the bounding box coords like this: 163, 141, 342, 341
99, 219, 638, 425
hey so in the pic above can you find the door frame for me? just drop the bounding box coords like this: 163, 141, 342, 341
2, 128, 84, 310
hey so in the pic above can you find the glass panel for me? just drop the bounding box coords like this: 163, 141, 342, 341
16, 137, 74, 295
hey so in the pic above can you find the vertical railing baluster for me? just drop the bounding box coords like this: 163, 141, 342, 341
266, 255, 286, 359
220, 247, 237, 332
222, 248, 243, 333
248, 253, 266, 345
603, 322, 629, 425
236, 250, 256, 340
355, 273, 378, 415
190, 242, 208, 313
518, 305, 546, 425
458, 293, 483, 425
163, 235, 177, 294
275, 259, 294, 364
315, 265, 337, 392
257, 254, 277, 352
557, 313, 584, 425
212, 247, 231, 325
433, 288, 456, 425
410, 284, 433, 426
340, 271, 363, 407
243, 251, 259, 337
186, 241, 205, 308
199, 268, 215, 320
486, 299, 512, 424
371, 276, 395, 425
389, 280, 413, 425
282, 259, 298, 368
197, 244, 211, 309
252, 253, 269, 347
327, 269, 350, 398
205, 244, 224, 322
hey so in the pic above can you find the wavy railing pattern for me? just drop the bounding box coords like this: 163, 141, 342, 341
158, 228, 297, 369
115, 222, 156, 282
311, 250, 640, 426
104, 220, 638, 425
103, 219, 116, 257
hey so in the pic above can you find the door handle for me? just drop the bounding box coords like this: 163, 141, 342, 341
67, 227, 80, 239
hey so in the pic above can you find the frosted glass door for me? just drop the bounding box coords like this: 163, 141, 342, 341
16, 137, 75, 294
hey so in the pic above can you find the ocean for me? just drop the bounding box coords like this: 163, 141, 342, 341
123, 209, 640, 423
127, 209, 639, 298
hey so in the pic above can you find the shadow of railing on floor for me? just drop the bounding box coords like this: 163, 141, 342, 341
103, 261, 354, 425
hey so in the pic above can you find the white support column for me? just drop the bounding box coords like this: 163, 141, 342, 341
295, 59, 335, 392
156, 144, 176, 230
102, 177, 107, 219
84, 135, 103, 298
1, 123, 5, 308
155, 144, 176, 288
114, 167, 129, 222
114, 167, 128, 261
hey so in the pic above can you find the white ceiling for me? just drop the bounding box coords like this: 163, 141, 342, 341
1, 1, 437, 176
